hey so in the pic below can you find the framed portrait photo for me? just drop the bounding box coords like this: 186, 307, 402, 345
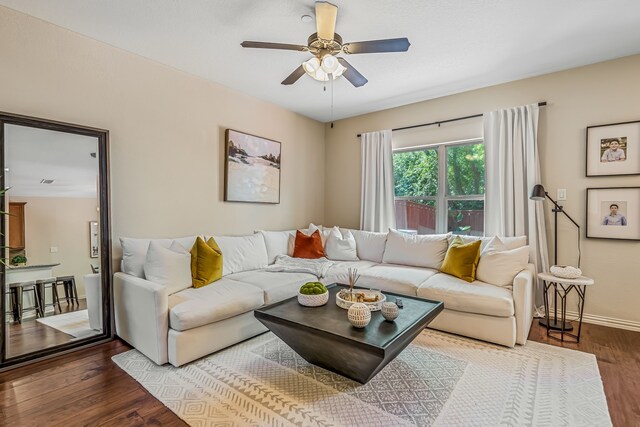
586, 187, 640, 241
586, 120, 640, 176
224, 129, 281, 204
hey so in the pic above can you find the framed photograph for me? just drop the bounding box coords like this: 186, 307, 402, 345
586, 187, 640, 241
586, 120, 640, 176
89, 221, 99, 258
224, 129, 281, 204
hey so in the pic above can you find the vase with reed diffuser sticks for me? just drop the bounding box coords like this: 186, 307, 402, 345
346, 267, 360, 302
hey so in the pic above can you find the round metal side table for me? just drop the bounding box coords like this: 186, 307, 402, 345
538, 272, 594, 343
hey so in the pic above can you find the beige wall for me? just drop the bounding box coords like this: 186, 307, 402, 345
0, 6, 325, 267
10, 196, 98, 298
325, 55, 640, 327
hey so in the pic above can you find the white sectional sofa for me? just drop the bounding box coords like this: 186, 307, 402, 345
114, 228, 535, 367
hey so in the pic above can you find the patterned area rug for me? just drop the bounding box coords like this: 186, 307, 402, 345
112, 330, 611, 426
36, 309, 99, 340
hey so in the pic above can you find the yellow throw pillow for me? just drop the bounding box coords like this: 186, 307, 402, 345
190, 236, 223, 288
440, 236, 481, 283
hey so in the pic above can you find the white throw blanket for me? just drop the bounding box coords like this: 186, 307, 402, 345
265, 255, 333, 278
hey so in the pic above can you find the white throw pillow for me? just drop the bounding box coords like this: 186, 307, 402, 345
448, 235, 527, 252
120, 235, 200, 278
208, 233, 269, 276
325, 227, 359, 261
346, 229, 388, 263
476, 245, 530, 287
480, 235, 507, 255
143, 241, 192, 295
383, 229, 450, 270
257, 230, 296, 264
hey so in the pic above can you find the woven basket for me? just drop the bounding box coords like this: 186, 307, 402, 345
550, 265, 582, 279
297, 291, 329, 307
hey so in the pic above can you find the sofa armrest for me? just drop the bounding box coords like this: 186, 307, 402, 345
83, 273, 102, 331
113, 272, 169, 365
512, 263, 535, 345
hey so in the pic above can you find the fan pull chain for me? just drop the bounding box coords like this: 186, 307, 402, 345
330, 74, 334, 128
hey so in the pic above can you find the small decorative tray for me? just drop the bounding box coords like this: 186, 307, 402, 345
550, 265, 582, 279
336, 289, 386, 311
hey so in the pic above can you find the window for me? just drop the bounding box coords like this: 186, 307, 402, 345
393, 139, 485, 236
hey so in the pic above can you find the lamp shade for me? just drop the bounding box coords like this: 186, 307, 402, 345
530, 184, 546, 201
321, 54, 339, 74
303, 57, 321, 75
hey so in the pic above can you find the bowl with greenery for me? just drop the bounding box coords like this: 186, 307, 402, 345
297, 282, 329, 307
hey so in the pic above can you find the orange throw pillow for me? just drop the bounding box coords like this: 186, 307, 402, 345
293, 230, 325, 259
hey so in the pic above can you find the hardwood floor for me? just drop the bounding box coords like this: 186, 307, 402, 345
0, 321, 638, 426
7, 300, 92, 358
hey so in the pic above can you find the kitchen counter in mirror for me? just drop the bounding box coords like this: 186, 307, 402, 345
6, 264, 61, 282
7, 263, 61, 271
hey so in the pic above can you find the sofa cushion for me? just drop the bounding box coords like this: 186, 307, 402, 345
257, 230, 295, 264
190, 237, 223, 288
346, 229, 388, 263
417, 273, 514, 317
168, 278, 264, 331
440, 237, 481, 283
357, 264, 438, 295
143, 241, 192, 295
292, 230, 325, 259
325, 227, 359, 261
208, 233, 269, 276
322, 260, 377, 285
476, 245, 530, 287
120, 235, 201, 279
449, 235, 527, 253
383, 229, 450, 270
228, 270, 317, 304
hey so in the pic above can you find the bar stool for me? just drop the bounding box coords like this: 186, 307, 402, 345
56, 275, 79, 306
36, 277, 62, 314
7, 281, 42, 323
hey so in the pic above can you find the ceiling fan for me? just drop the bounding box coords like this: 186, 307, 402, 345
241, 1, 410, 87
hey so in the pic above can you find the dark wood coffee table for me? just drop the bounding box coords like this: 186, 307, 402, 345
254, 284, 443, 383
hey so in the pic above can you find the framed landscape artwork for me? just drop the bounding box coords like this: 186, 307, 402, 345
224, 129, 281, 204
586, 120, 640, 176
586, 187, 640, 241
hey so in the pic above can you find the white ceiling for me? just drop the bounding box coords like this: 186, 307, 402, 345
2, 1, 640, 122
4, 124, 99, 198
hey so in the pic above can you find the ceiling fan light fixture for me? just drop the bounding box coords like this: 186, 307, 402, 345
303, 57, 321, 75
320, 54, 339, 73
333, 62, 346, 78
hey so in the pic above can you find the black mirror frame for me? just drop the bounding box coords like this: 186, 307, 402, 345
0, 112, 112, 369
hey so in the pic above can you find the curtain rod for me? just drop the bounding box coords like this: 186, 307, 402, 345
356, 101, 547, 138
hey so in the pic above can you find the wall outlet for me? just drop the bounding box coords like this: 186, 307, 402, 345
557, 189, 567, 201
50, 246, 58, 253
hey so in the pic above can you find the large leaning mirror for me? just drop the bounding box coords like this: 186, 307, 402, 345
0, 112, 111, 367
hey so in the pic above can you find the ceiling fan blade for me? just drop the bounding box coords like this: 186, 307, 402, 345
343, 38, 411, 54
241, 41, 308, 52
337, 58, 368, 87
281, 65, 306, 85
315, 1, 338, 41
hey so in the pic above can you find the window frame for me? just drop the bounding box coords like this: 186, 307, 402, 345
393, 137, 485, 234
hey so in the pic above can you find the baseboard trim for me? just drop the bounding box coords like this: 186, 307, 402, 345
564, 310, 640, 332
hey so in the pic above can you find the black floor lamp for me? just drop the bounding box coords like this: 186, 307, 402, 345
530, 184, 581, 331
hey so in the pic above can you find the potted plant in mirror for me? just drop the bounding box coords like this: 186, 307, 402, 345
11, 255, 27, 267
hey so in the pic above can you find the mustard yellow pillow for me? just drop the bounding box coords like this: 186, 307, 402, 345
190, 236, 223, 288
440, 236, 481, 283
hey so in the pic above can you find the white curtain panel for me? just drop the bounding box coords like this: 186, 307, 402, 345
360, 129, 396, 232
483, 104, 549, 310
